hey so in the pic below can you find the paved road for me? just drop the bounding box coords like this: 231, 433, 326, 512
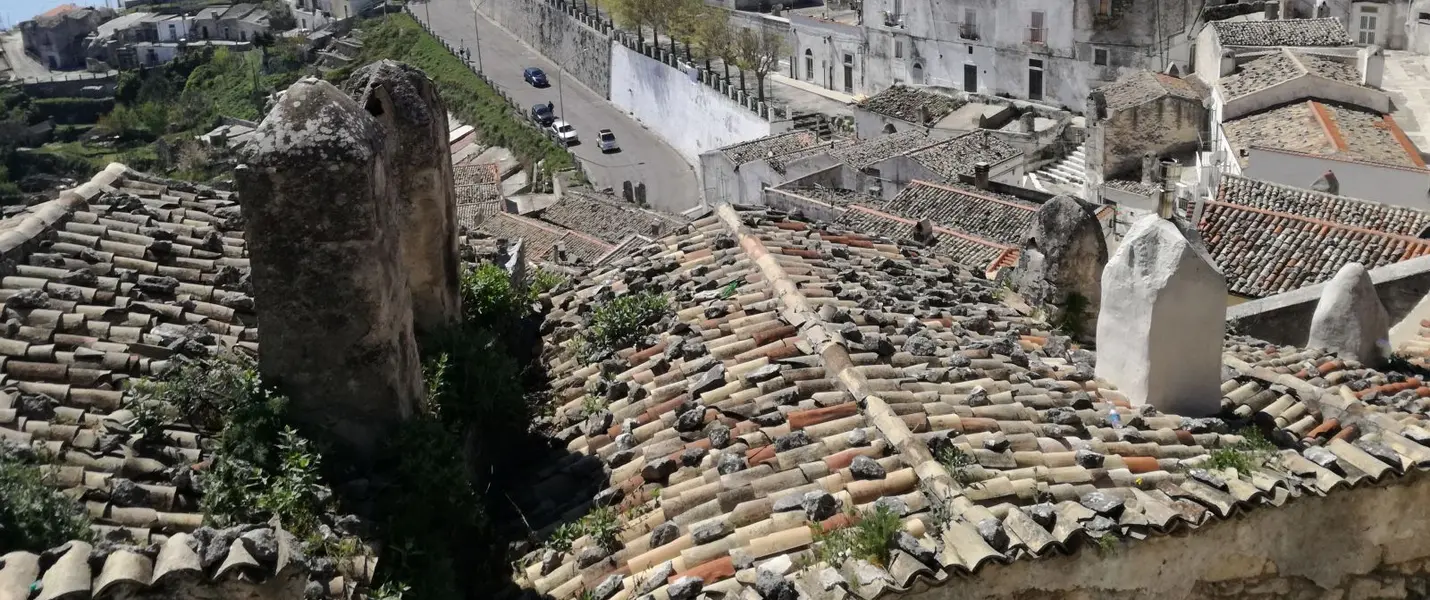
1384, 51, 1430, 159
413, 0, 702, 215
1, 31, 53, 80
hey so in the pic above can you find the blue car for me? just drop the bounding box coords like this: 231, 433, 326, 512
523, 67, 549, 87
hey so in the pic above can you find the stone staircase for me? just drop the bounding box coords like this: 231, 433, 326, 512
1034, 143, 1087, 187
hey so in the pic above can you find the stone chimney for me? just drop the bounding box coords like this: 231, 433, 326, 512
1020, 111, 1037, 133
1015, 195, 1108, 343
913, 218, 936, 245
1312, 169, 1339, 195
1140, 152, 1159, 186
1088, 90, 1107, 121
916, 104, 930, 126
1096, 215, 1226, 416
1358, 45, 1384, 89
1307, 262, 1389, 367
974, 162, 991, 189
345, 60, 461, 337
1263, 1, 1279, 20
1219, 49, 1238, 78
235, 78, 422, 457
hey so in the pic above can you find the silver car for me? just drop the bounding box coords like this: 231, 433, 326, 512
598, 129, 619, 153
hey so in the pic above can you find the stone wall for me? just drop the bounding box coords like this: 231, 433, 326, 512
475, 0, 612, 98
1101, 95, 1205, 179
610, 43, 773, 168
1228, 254, 1430, 347
909, 472, 1430, 600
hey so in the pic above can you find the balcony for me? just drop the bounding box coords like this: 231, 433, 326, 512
882, 11, 903, 27
958, 23, 978, 40
1027, 26, 1046, 45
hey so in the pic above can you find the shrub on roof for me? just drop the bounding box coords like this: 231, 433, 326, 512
0, 447, 92, 554
575, 292, 671, 362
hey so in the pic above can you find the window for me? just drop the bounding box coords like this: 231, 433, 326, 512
1359, 5, 1379, 45
883, 123, 897, 134
912, 62, 924, 83
1094, 48, 1108, 66
1029, 58, 1045, 101
895, 40, 903, 58
804, 49, 814, 81
1098, 0, 1112, 15
1421, 12, 1430, 22
240, 30, 247, 42
961, 8, 977, 39
168, 23, 176, 39
1030, 11, 1046, 43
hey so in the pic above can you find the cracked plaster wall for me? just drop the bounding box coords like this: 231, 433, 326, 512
906, 472, 1430, 600
475, 0, 612, 98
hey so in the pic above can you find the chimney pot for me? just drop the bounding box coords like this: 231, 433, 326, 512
974, 162, 991, 189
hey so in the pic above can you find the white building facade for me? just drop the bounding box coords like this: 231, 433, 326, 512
849, 0, 1197, 111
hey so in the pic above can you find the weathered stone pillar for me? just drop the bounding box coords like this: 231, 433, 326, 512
1096, 215, 1225, 416
1308, 262, 1389, 367
345, 60, 461, 335
235, 78, 422, 457
1016, 195, 1107, 343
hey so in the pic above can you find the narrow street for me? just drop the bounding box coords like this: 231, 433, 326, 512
414, 0, 703, 214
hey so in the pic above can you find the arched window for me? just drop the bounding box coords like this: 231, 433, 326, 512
883, 123, 897, 134
804, 49, 814, 81
911, 62, 924, 83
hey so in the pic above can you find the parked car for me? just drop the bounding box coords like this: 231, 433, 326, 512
549, 120, 578, 145
523, 67, 548, 87
597, 129, 619, 153
531, 102, 555, 126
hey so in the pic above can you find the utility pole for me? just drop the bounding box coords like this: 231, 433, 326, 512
471, 0, 484, 72
424, 0, 431, 27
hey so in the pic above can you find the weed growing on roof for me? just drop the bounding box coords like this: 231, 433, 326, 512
529, 268, 568, 296
810, 505, 902, 567
936, 444, 978, 486
1091, 533, 1118, 555
0, 448, 92, 553
135, 353, 261, 431
718, 280, 740, 299
577, 292, 671, 362
122, 393, 176, 448
1205, 428, 1277, 473
543, 505, 626, 555
581, 395, 608, 415
461, 263, 534, 337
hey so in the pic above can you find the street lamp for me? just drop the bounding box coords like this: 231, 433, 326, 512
556, 45, 599, 121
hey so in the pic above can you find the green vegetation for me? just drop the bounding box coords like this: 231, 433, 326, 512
936, 444, 978, 486
1205, 428, 1277, 473
338, 14, 575, 173
810, 505, 903, 567
0, 449, 93, 553
544, 505, 622, 554
574, 292, 671, 361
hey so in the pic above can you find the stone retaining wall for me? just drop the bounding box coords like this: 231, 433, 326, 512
474, 0, 612, 98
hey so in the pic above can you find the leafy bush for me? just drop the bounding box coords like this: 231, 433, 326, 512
544, 505, 622, 554
811, 505, 902, 567
373, 417, 486, 600
460, 263, 531, 334
576, 292, 670, 361
344, 14, 575, 173
0, 452, 92, 553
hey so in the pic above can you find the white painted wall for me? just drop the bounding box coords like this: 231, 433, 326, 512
1244, 148, 1430, 210
610, 44, 773, 171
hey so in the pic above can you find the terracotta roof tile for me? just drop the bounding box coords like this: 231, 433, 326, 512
513, 201, 1430, 600
1211, 17, 1353, 47
0, 165, 366, 598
